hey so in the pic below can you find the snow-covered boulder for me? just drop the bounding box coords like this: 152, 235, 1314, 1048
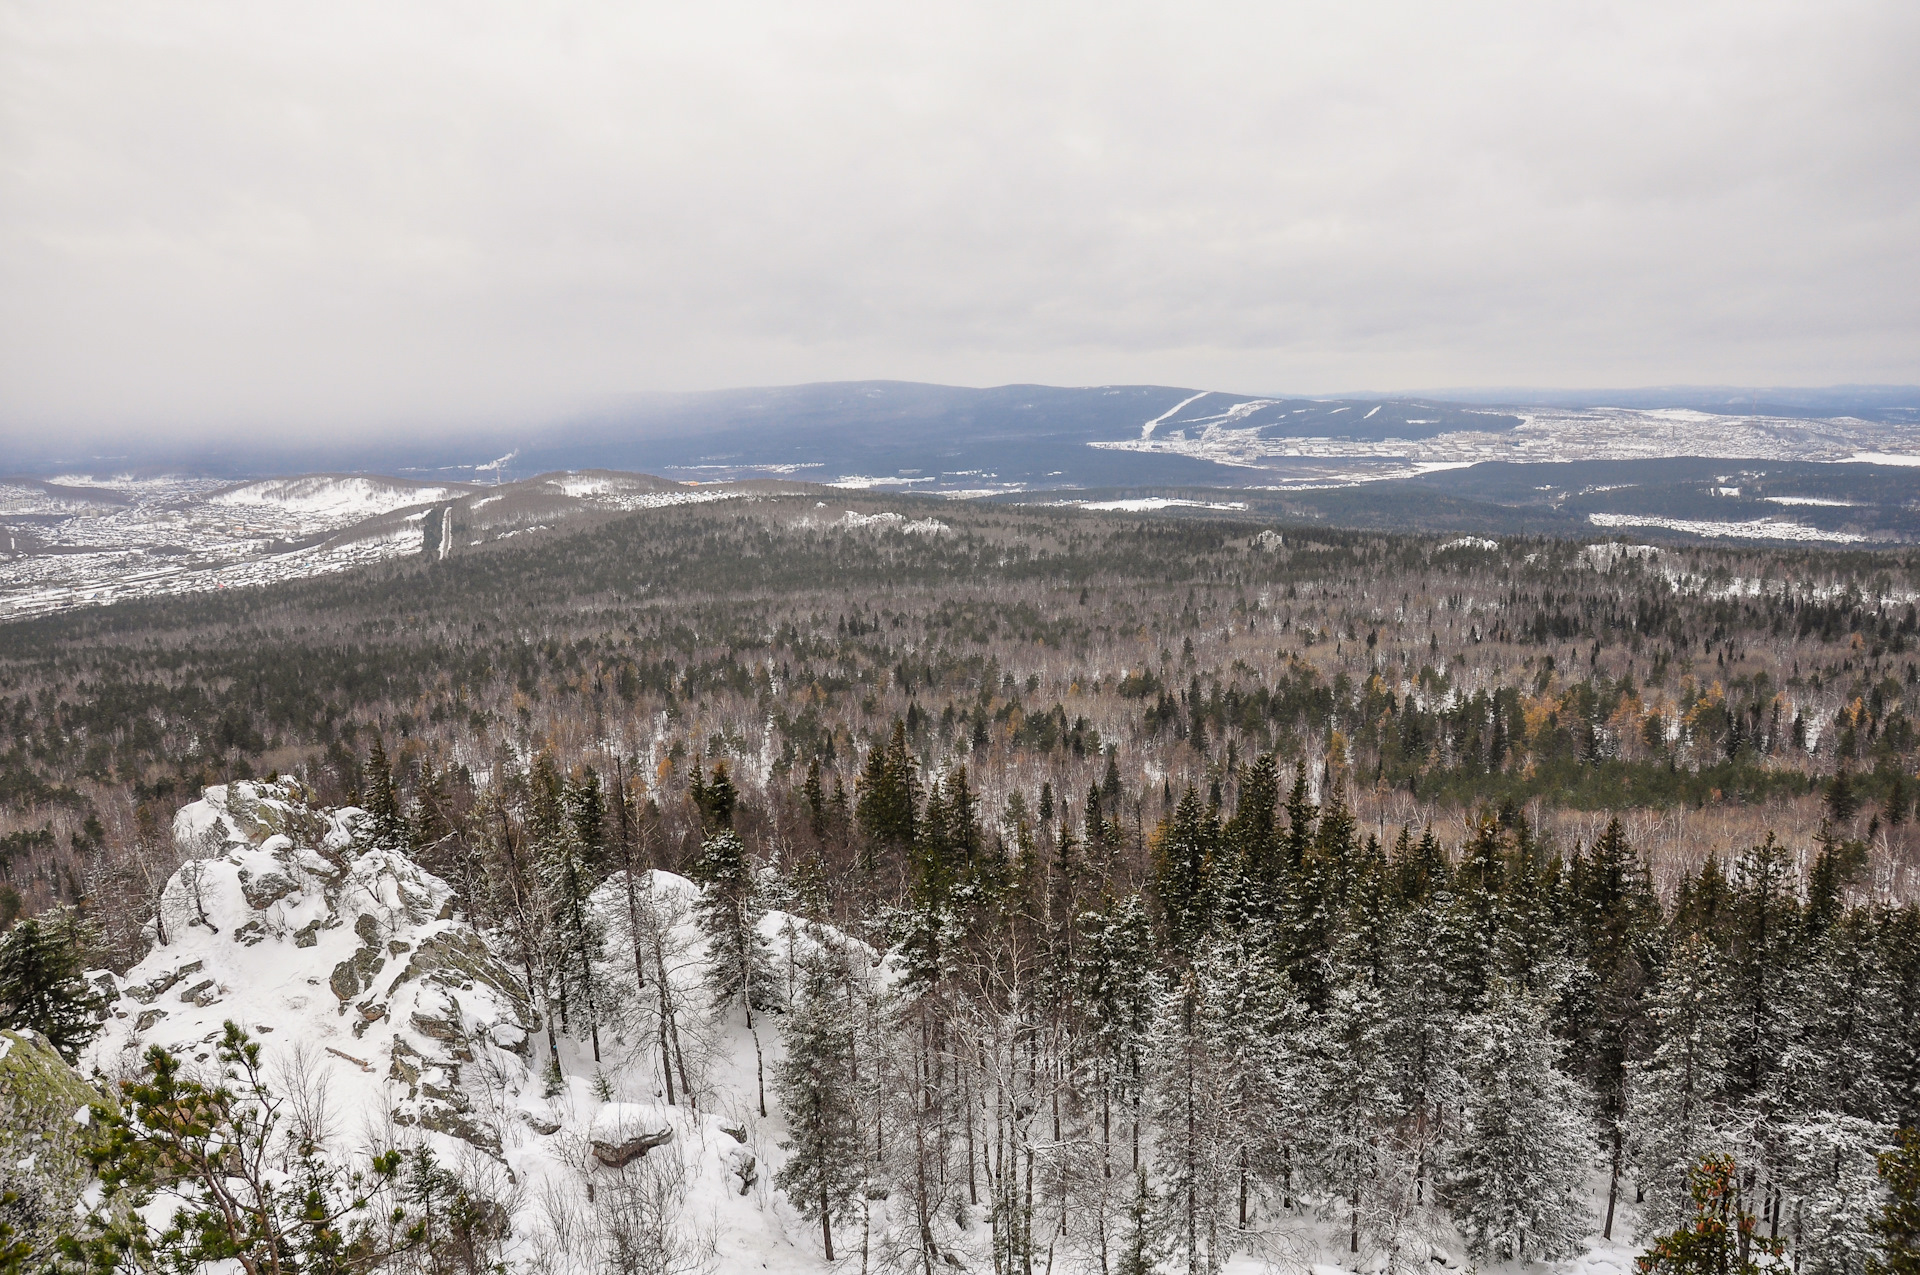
79, 780, 847, 1272
90, 779, 535, 1158
589, 1101, 676, 1167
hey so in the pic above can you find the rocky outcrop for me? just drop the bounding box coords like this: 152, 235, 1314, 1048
92, 779, 535, 1162
0, 1030, 110, 1263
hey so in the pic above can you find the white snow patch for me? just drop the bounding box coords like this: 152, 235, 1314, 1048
1077, 497, 1248, 512
1587, 512, 1869, 544
211, 476, 455, 518
1140, 390, 1212, 439
1579, 542, 1661, 569
837, 510, 950, 534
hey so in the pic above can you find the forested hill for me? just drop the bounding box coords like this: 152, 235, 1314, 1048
0, 492, 1917, 1270
2, 492, 1918, 926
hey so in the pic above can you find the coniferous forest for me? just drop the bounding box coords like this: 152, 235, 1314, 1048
0, 492, 1918, 1274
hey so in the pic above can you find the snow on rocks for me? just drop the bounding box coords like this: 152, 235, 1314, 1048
93, 778, 535, 1157
83, 779, 836, 1273
588, 1102, 676, 1166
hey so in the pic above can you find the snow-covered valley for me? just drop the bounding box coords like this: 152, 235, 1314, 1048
0, 472, 751, 620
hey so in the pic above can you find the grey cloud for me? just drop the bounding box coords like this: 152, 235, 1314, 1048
1, 0, 1916, 442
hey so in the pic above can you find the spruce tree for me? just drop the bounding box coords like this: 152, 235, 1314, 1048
1226, 753, 1283, 906
1380, 898, 1461, 1226
0, 910, 104, 1063
1155, 786, 1216, 951
1444, 984, 1593, 1262
1114, 1168, 1169, 1275
1870, 1129, 1920, 1275
537, 775, 608, 1062
774, 939, 865, 1261
1446, 814, 1510, 1012
1280, 762, 1317, 870
692, 760, 737, 831
1574, 816, 1656, 1239
1627, 934, 1734, 1236
1725, 834, 1798, 1103
1146, 958, 1252, 1275
855, 721, 918, 871
1827, 768, 1861, 826
360, 738, 407, 849
690, 829, 777, 1026
802, 757, 827, 840
1306, 965, 1398, 1256
1079, 893, 1160, 1175
568, 765, 607, 872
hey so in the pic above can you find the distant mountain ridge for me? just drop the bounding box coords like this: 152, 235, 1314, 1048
1400, 383, 1920, 422
9, 379, 1915, 482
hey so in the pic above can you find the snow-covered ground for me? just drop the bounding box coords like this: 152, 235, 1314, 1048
0, 475, 462, 619
208, 475, 463, 518
72, 779, 1666, 1275
1586, 511, 1868, 544
1091, 404, 1920, 481
88, 779, 836, 1275
1075, 497, 1252, 513
0, 472, 750, 620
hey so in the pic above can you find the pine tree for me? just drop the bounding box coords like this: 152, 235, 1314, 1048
0, 910, 104, 1063
774, 938, 866, 1262
1444, 983, 1593, 1262
72, 1023, 429, 1273
1635, 1156, 1784, 1275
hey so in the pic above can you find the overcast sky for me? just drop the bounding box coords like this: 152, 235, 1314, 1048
3, 0, 1917, 440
